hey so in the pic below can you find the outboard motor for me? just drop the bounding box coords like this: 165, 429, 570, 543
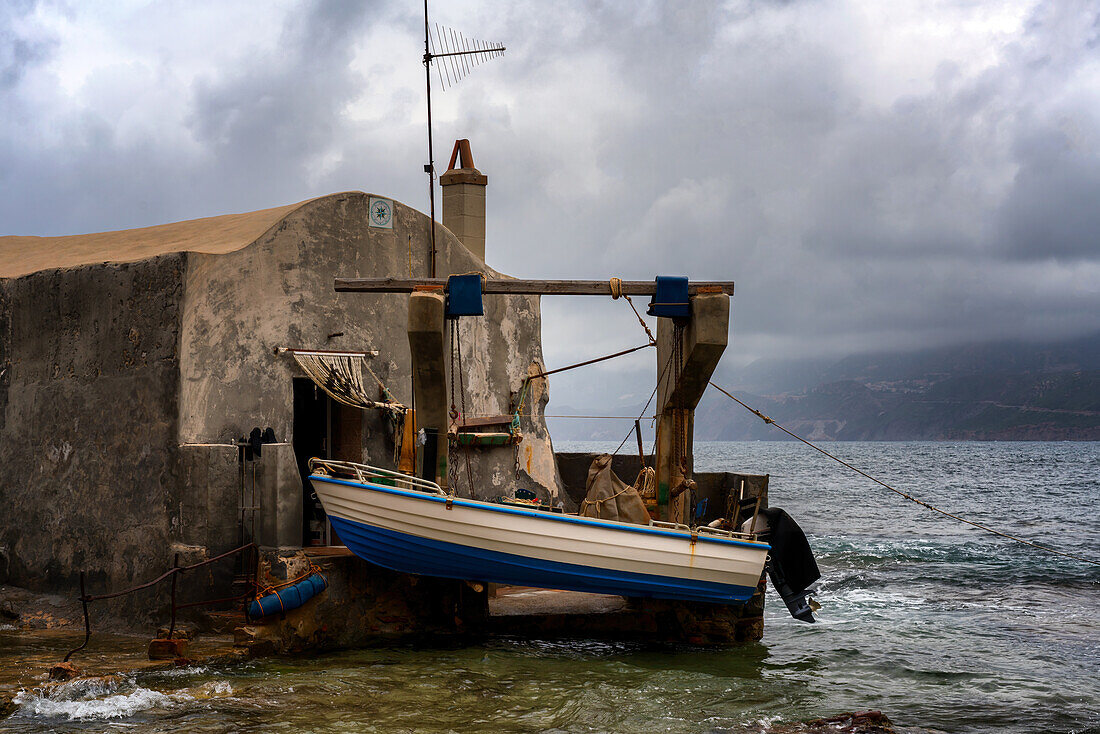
744, 508, 820, 622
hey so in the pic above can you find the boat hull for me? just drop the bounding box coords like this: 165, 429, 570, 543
311, 475, 769, 605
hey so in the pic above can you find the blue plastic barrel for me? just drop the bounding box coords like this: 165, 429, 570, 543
248, 572, 328, 619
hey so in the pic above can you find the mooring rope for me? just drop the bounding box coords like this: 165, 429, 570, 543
609, 277, 657, 345
707, 381, 1100, 567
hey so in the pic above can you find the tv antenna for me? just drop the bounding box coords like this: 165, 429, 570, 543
422, 0, 505, 277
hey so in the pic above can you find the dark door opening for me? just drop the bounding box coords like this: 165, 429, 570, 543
293, 378, 365, 547
293, 378, 329, 546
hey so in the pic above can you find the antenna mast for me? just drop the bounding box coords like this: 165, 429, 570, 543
421, 1, 505, 278
422, 0, 436, 277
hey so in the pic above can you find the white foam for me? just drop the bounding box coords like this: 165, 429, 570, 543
159, 664, 210, 678
193, 679, 233, 697
832, 588, 928, 607
747, 714, 784, 732
13, 674, 233, 722
16, 685, 171, 721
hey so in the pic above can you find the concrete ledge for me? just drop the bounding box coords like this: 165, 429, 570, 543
236, 549, 487, 654
487, 584, 766, 645
490, 588, 628, 617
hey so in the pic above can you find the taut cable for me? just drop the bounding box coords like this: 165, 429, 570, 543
708, 380, 1100, 567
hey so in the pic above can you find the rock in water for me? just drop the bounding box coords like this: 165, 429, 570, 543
770, 710, 896, 733
47, 660, 81, 681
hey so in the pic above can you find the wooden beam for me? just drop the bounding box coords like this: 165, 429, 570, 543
456, 414, 513, 428
334, 277, 734, 296
657, 294, 730, 413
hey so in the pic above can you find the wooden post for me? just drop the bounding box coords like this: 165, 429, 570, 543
653, 294, 729, 523
407, 291, 450, 488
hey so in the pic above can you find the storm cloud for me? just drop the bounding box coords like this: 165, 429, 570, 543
1, 0, 1098, 406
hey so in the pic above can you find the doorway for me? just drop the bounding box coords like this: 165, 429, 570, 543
292, 379, 364, 546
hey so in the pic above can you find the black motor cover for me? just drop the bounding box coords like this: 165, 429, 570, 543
759, 508, 820, 623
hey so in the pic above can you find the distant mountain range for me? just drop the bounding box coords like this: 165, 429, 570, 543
548, 332, 1100, 441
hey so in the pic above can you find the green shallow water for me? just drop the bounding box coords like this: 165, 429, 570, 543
3, 442, 1098, 733
1, 637, 877, 733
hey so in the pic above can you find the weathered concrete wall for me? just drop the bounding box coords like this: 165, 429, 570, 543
0, 190, 563, 632
0, 255, 185, 621
177, 192, 562, 527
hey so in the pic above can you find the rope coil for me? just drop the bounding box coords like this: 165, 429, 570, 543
634, 466, 656, 499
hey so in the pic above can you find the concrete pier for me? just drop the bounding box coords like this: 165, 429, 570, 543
228, 547, 487, 655
489, 585, 766, 645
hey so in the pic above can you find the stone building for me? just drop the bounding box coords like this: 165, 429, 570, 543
0, 154, 563, 623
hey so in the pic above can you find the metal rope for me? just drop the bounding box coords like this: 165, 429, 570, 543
525, 343, 654, 382
612, 344, 680, 456
708, 381, 1100, 567
455, 323, 475, 492
448, 320, 475, 494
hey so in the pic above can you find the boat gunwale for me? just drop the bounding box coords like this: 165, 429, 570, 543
310, 474, 771, 551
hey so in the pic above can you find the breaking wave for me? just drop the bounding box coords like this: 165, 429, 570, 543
13, 674, 234, 722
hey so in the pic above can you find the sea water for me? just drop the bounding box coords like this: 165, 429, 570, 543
3, 442, 1097, 733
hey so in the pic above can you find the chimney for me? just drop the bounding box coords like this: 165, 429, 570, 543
440, 139, 488, 262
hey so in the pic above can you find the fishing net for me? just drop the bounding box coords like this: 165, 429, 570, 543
291, 352, 397, 411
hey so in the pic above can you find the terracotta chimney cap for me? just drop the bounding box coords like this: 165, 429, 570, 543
440, 139, 487, 185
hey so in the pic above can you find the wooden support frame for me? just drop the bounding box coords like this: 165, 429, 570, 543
654, 294, 730, 523
335, 277, 734, 296
656, 294, 730, 412
407, 291, 449, 488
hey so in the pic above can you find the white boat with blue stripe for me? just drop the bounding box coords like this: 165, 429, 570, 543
308, 459, 770, 605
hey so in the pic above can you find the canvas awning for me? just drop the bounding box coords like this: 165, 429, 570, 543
282, 348, 404, 412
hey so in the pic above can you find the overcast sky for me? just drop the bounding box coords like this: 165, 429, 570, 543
2, 0, 1099, 405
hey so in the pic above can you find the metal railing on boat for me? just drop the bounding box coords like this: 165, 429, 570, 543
651, 520, 760, 542
308, 458, 445, 494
